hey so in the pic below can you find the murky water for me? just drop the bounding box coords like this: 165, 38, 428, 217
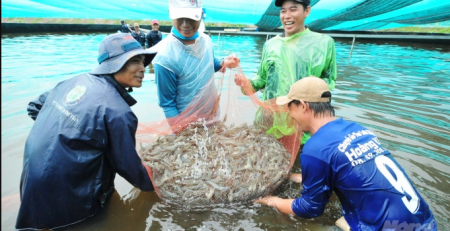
2, 33, 449, 230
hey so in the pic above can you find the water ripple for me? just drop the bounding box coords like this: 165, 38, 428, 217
1, 33, 449, 230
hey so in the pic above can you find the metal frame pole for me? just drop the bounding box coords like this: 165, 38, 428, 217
348, 35, 356, 63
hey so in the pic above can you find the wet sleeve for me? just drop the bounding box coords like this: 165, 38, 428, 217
320, 37, 337, 91
154, 64, 179, 118
213, 50, 223, 72
27, 79, 68, 120
291, 153, 333, 218
250, 44, 268, 92
27, 91, 50, 120
213, 57, 223, 72
105, 110, 154, 191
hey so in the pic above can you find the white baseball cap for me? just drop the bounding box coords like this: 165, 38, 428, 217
169, 0, 203, 21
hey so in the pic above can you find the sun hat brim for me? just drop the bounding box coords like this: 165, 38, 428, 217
90, 48, 157, 75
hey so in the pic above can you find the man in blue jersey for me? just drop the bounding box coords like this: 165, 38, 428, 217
255, 77, 437, 231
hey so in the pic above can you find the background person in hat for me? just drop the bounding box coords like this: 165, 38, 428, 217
234, 0, 337, 146
255, 77, 437, 231
16, 33, 157, 230
146, 19, 163, 49
146, 19, 163, 73
131, 22, 146, 48
119, 20, 132, 33
152, 0, 240, 127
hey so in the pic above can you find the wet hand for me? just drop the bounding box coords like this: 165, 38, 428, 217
234, 73, 250, 87
223, 54, 240, 69
254, 196, 280, 207
289, 173, 302, 184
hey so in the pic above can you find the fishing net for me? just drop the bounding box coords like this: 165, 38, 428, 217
308, 0, 423, 30
343, 3, 450, 31
137, 65, 301, 208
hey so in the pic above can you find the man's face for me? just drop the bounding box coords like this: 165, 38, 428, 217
172, 18, 201, 38
114, 55, 145, 88
135, 25, 140, 31
288, 101, 309, 132
280, 1, 311, 37
152, 23, 160, 31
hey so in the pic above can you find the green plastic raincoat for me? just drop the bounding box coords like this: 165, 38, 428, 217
250, 28, 336, 143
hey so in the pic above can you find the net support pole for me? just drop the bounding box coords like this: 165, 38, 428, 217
348, 35, 356, 63
218, 32, 221, 43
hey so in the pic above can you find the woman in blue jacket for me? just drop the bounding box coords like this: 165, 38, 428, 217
16, 33, 157, 230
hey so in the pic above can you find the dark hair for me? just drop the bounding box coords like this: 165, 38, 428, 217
288, 97, 335, 118
299, 2, 307, 11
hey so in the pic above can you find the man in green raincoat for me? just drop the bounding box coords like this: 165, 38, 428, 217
235, 0, 336, 145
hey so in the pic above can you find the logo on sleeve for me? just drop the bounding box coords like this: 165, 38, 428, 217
64, 85, 87, 106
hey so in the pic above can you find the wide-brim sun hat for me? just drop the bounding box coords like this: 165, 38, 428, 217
169, 0, 203, 21
90, 33, 157, 75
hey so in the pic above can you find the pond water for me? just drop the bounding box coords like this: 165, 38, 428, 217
2, 32, 450, 230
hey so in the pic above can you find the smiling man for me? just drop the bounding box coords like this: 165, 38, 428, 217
235, 0, 336, 145
146, 19, 162, 49
16, 33, 157, 230
152, 0, 239, 129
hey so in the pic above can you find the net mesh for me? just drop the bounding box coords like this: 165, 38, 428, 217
382, 3, 450, 25
307, 0, 424, 30
341, 22, 390, 31
341, 3, 450, 31
137, 66, 301, 208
